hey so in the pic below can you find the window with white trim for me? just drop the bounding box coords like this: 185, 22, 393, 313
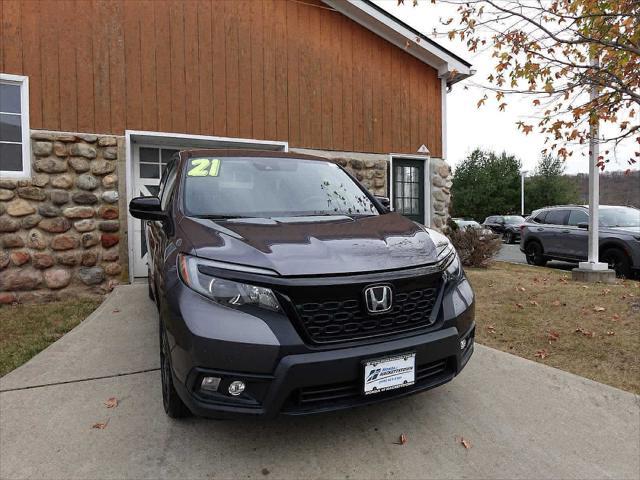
0, 74, 31, 178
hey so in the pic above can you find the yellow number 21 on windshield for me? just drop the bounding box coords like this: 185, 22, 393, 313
187, 158, 220, 177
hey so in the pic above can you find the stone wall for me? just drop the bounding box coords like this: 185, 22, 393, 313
0, 131, 126, 304
430, 157, 453, 231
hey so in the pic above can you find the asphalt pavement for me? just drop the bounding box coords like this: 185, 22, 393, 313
1, 284, 638, 479
496, 243, 577, 271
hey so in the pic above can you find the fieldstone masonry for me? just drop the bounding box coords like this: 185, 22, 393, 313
0, 131, 126, 304
429, 157, 453, 230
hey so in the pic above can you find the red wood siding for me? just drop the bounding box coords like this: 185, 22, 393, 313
1, 0, 442, 156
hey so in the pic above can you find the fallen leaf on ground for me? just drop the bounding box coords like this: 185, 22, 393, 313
486, 324, 496, 334
112, 309, 120, 313
515, 303, 524, 310
611, 314, 620, 321
575, 327, 595, 337
460, 437, 472, 449
547, 330, 560, 342
104, 397, 118, 408
261, 468, 270, 476
607, 331, 615, 336
581, 285, 589, 289
91, 420, 109, 430
516, 286, 526, 292
600, 289, 611, 296
396, 433, 408, 445
534, 349, 549, 359
551, 300, 561, 307
528, 300, 539, 307
593, 306, 606, 312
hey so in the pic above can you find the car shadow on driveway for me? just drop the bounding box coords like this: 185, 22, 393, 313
1, 284, 638, 480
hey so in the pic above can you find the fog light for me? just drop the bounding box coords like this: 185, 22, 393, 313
200, 376, 221, 392
228, 380, 246, 396
460, 338, 467, 350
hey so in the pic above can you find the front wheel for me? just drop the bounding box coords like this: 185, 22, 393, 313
601, 248, 632, 278
525, 242, 547, 266
504, 231, 514, 244
160, 324, 191, 418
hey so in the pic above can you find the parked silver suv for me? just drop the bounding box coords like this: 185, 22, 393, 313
520, 205, 640, 278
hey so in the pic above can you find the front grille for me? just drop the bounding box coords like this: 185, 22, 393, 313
287, 359, 451, 411
294, 284, 440, 344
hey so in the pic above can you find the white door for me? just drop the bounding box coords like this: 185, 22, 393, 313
131, 144, 181, 277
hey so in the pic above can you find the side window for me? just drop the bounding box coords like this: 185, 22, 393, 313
567, 209, 588, 226
532, 211, 546, 224
160, 162, 178, 211
545, 209, 569, 226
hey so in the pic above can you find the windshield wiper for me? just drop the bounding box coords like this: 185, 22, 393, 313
191, 214, 255, 220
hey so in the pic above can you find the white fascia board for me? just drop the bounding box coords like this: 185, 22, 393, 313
323, 0, 473, 83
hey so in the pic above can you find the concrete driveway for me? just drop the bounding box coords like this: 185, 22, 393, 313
1, 285, 638, 480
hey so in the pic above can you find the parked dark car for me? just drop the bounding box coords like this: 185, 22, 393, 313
129, 150, 475, 419
520, 205, 640, 277
483, 215, 526, 244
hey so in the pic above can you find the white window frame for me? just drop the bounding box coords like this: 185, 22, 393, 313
0, 73, 31, 179
388, 154, 432, 228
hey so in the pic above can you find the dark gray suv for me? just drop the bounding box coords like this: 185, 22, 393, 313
520, 205, 640, 277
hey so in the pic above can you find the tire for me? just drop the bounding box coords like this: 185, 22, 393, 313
525, 241, 547, 266
160, 323, 191, 419
504, 231, 514, 244
601, 248, 632, 278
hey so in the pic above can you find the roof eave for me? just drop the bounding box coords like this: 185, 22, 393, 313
322, 0, 474, 87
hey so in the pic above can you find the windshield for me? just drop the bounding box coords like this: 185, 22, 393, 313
504, 215, 525, 224
599, 207, 640, 227
183, 156, 379, 218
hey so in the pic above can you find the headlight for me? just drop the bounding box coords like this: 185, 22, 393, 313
431, 231, 462, 282
177, 254, 281, 312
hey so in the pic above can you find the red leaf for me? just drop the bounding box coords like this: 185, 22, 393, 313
104, 397, 118, 409
91, 420, 109, 430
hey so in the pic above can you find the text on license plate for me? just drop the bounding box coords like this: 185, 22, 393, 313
363, 353, 415, 395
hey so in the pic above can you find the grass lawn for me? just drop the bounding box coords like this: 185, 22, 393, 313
467, 262, 640, 394
0, 299, 101, 377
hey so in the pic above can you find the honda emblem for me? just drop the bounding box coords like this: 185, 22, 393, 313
364, 285, 392, 313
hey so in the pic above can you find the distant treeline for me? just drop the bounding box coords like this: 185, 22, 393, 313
567, 171, 639, 208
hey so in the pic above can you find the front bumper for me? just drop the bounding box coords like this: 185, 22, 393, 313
163, 273, 476, 418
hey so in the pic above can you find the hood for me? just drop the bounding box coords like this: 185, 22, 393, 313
178, 213, 439, 276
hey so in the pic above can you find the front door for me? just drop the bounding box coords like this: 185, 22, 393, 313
132, 145, 180, 277
392, 159, 425, 224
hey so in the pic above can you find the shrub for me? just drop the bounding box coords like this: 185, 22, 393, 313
448, 228, 502, 268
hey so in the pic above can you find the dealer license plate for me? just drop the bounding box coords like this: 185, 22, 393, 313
363, 353, 415, 395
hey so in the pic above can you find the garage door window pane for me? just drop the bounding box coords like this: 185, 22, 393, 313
140, 163, 160, 179
161, 148, 179, 164
139, 147, 159, 163
0, 143, 23, 171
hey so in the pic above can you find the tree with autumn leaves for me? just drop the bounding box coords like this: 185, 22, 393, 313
402, 0, 639, 171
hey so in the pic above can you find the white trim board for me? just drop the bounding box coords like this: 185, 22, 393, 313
0, 73, 31, 179
124, 130, 288, 281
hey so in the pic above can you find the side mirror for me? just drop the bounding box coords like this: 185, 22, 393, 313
375, 196, 391, 211
129, 196, 167, 221
577, 222, 589, 229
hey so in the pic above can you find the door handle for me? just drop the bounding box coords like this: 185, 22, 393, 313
561, 229, 570, 233
537, 228, 544, 231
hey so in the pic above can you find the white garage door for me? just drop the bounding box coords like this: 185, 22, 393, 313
127, 132, 288, 280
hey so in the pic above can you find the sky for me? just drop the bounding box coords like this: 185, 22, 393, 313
372, 0, 635, 175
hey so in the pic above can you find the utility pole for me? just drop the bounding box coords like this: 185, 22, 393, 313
520, 171, 528, 216
573, 52, 614, 282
